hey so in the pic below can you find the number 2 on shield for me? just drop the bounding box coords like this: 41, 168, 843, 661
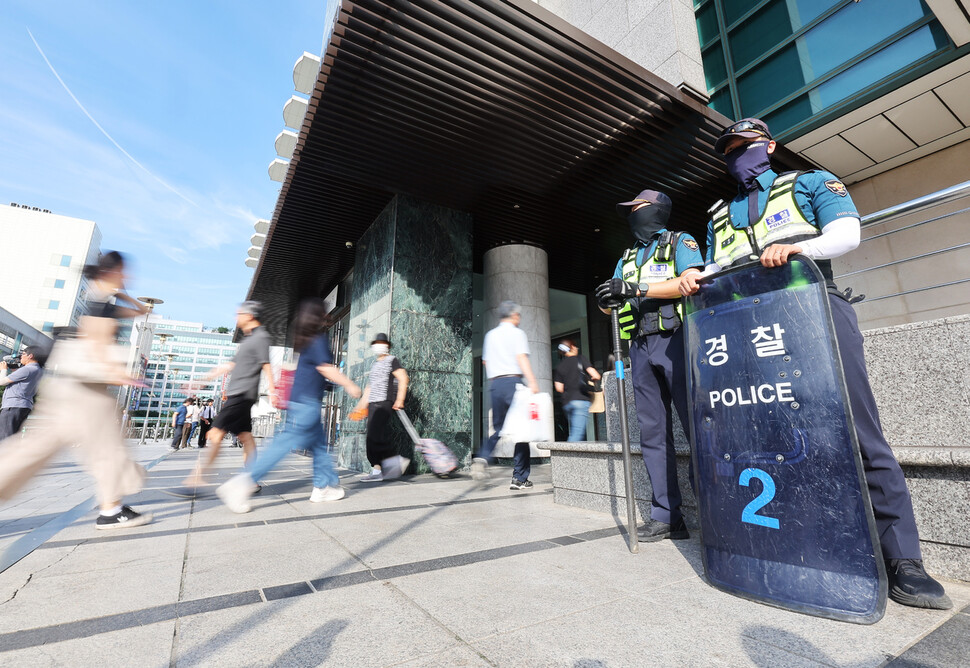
739, 468, 780, 529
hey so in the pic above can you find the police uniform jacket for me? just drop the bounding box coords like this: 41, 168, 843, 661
705, 169, 858, 285
612, 229, 704, 336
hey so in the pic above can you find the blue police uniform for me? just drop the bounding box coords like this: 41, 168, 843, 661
613, 231, 704, 525
706, 168, 921, 560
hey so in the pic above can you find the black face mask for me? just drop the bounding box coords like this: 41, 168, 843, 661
627, 204, 669, 243
725, 140, 772, 192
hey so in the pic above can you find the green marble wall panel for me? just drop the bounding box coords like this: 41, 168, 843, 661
390, 311, 473, 374
337, 200, 396, 471
352, 203, 395, 308
399, 371, 473, 433
336, 195, 473, 475
391, 194, 473, 319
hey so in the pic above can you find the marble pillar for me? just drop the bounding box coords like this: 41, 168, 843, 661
483, 245, 552, 394
336, 195, 473, 473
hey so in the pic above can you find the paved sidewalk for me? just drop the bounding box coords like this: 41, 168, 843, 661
0, 439, 173, 556
0, 445, 967, 667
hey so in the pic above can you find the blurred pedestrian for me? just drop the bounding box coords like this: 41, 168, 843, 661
0, 346, 46, 440
197, 398, 215, 447
350, 333, 410, 482
553, 339, 600, 442
170, 398, 190, 451
473, 301, 540, 489
0, 251, 152, 529
217, 298, 361, 512
182, 301, 278, 489
186, 397, 200, 446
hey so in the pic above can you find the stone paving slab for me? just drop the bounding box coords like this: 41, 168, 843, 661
0, 619, 176, 667
173, 582, 468, 668
0, 447, 968, 666
0, 439, 173, 555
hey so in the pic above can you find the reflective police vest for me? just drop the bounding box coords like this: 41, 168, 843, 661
616, 234, 682, 340
711, 171, 820, 270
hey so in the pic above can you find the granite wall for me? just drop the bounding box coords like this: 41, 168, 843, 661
531, 0, 707, 98
336, 195, 473, 473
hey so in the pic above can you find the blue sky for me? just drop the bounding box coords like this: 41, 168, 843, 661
0, 1, 330, 328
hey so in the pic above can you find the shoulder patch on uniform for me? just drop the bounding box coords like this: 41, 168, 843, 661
682, 238, 699, 251
824, 179, 848, 197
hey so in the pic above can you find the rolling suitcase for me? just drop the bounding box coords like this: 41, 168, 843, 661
397, 411, 458, 478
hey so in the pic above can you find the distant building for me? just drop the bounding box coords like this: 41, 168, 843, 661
0, 204, 102, 333
0, 306, 50, 357
127, 316, 238, 433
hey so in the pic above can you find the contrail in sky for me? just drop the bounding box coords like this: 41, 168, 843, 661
27, 27, 197, 207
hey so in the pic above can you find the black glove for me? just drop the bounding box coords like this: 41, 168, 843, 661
596, 293, 616, 310
595, 278, 637, 308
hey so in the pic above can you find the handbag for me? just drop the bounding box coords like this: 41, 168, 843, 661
578, 359, 604, 413
493, 385, 553, 457
45, 335, 127, 383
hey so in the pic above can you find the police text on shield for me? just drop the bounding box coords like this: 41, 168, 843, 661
709, 382, 794, 408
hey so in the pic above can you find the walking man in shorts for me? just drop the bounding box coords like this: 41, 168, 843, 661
182, 301, 278, 488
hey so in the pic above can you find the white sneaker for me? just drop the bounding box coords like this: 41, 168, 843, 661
471, 457, 489, 480
216, 473, 254, 513
359, 468, 383, 482
310, 486, 346, 502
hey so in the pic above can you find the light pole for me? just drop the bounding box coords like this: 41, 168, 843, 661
133, 297, 163, 442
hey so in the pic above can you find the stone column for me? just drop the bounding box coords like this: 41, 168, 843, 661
483, 244, 551, 393
336, 195, 473, 473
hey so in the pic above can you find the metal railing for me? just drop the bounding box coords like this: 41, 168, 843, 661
122, 415, 280, 442
834, 180, 970, 304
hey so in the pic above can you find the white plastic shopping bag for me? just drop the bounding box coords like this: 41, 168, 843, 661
493, 385, 552, 457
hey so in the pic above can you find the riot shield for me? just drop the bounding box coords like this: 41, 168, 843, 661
683, 257, 886, 624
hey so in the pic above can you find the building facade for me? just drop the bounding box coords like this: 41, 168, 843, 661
249, 0, 970, 471
126, 316, 237, 436
0, 204, 102, 333
0, 306, 50, 357
690, 0, 970, 329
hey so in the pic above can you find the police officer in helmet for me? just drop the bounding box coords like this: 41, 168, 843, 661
679, 118, 951, 610
595, 189, 704, 542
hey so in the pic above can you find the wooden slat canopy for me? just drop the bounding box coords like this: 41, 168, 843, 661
248, 0, 809, 340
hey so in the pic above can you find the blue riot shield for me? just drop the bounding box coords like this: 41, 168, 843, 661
684, 257, 886, 624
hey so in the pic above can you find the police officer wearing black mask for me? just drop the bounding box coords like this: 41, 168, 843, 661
680, 118, 950, 610
595, 190, 704, 542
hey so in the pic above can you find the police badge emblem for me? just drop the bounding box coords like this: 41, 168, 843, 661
825, 179, 848, 197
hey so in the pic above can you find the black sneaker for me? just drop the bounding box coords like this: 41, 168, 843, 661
95, 506, 153, 531
886, 559, 952, 610
637, 517, 689, 543
509, 479, 533, 490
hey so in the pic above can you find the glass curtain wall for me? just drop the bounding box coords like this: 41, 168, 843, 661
695, 0, 961, 138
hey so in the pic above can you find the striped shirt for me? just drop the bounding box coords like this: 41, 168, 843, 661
368, 355, 402, 403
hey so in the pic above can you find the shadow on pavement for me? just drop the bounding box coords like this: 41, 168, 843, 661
741, 625, 869, 668
273, 618, 350, 666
